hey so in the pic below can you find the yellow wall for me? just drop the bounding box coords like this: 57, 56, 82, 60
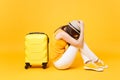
0, 0, 120, 54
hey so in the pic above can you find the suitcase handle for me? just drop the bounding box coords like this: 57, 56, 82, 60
28, 32, 45, 34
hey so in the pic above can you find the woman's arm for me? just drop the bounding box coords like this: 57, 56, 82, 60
55, 21, 84, 48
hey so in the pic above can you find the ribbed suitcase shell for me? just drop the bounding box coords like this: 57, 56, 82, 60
25, 32, 49, 69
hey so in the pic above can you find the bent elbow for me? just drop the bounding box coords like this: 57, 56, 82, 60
74, 42, 83, 48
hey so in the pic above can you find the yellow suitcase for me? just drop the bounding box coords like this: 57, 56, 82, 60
25, 32, 49, 69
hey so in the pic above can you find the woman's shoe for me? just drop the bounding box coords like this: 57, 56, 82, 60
95, 59, 108, 69
84, 61, 104, 72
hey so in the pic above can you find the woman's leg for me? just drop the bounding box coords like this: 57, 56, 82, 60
80, 42, 108, 70
80, 42, 99, 63
53, 45, 78, 69
80, 53, 90, 63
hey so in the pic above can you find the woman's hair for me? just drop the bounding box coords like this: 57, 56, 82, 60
55, 25, 80, 40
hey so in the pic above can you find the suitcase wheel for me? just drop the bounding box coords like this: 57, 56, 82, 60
42, 63, 47, 69
25, 63, 31, 69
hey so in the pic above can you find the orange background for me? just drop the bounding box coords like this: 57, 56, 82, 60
0, 0, 120, 80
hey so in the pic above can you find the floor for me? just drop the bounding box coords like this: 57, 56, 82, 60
0, 49, 120, 80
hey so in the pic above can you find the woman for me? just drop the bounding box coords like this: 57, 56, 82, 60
51, 20, 108, 71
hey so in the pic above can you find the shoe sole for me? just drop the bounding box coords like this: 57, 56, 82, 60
84, 66, 104, 72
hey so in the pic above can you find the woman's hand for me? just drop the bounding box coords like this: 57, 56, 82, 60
77, 20, 84, 31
